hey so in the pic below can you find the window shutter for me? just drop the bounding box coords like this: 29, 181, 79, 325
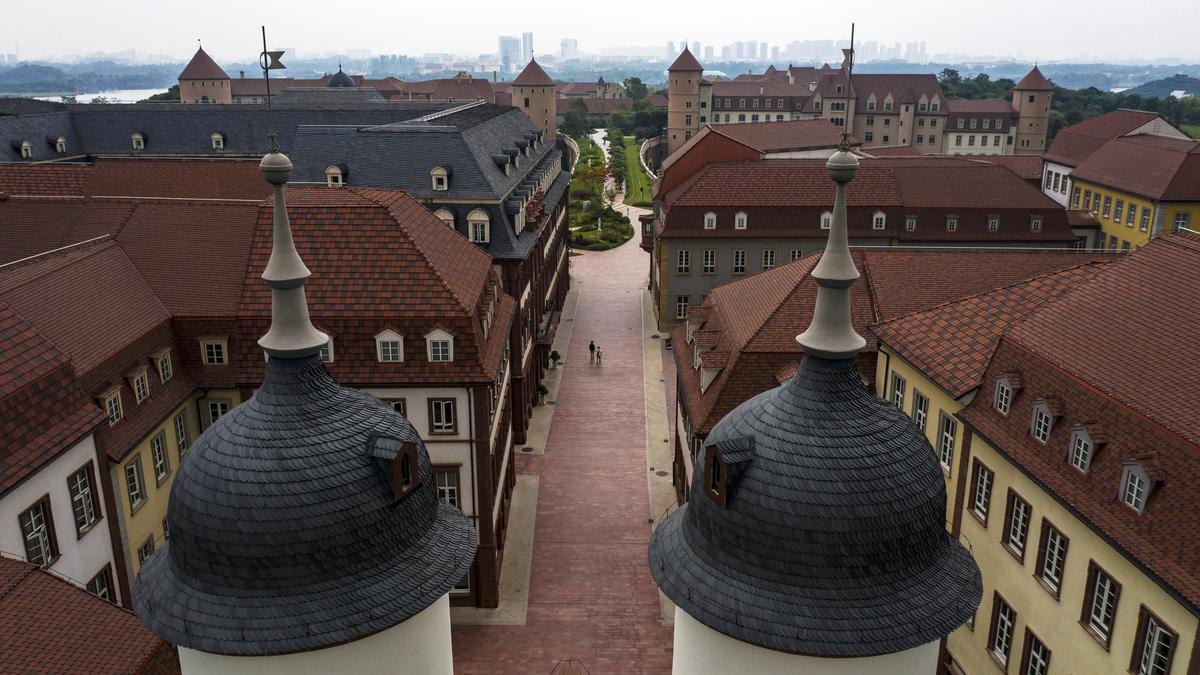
1002, 490, 1016, 548
986, 592, 1001, 651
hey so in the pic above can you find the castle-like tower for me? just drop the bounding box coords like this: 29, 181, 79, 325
665, 47, 703, 159
649, 143, 982, 674
1013, 66, 1054, 155
133, 150, 475, 674
513, 57, 557, 140
178, 46, 232, 104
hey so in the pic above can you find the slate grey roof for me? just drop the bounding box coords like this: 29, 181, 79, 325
133, 354, 475, 656
0, 111, 80, 161
648, 355, 981, 657
328, 68, 356, 88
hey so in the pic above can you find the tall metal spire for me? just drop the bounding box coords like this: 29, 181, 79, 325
254, 28, 326, 359
796, 24, 866, 360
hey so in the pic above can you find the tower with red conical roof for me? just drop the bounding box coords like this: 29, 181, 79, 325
1013, 66, 1054, 155
179, 45, 231, 104
665, 47, 704, 158
513, 57, 557, 139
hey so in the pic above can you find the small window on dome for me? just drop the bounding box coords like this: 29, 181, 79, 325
390, 442, 421, 501
703, 446, 727, 507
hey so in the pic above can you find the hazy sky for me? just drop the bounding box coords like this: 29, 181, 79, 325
6, 0, 1199, 63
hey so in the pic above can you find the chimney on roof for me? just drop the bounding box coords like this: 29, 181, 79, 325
493, 70, 497, 83
240, 70, 245, 79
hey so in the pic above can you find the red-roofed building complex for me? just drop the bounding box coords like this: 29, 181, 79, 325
868, 235, 1200, 675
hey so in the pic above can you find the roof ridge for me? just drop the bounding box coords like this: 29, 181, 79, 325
0, 235, 113, 276
740, 256, 820, 351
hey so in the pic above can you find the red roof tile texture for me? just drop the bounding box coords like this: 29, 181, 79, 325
711, 118, 851, 153
668, 48, 704, 72
1070, 134, 1200, 201
0, 556, 180, 674
0, 163, 90, 196
1014, 66, 1055, 91
179, 47, 228, 80
83, 158, 269, 201
1043, 109, 1162, 167
513, 59, 556, 86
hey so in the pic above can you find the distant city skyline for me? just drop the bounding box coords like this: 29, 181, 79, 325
4, 0, 1200, 63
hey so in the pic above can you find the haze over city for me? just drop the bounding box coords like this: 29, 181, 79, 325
5, 0, 1200, 63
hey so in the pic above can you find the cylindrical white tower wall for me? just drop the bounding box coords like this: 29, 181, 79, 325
178, 594, 454, 675
671, 607, 940, 675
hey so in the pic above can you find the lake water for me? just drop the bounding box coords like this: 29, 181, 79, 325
35, 88, 170, 103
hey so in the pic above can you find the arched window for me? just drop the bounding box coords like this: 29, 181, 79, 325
19, 141, 31, 159
434, 209, 455, 226
210, 132, 224, 150
431, 166, 449, 191
467, 209, 490, 243
55, 137, 66, 153
820, 211, 833, 230
872, 211, 886, 230
734, 212, 747, 230
131, 133, 145, 150
325, 165, 344, 186
703, 212, 716, 230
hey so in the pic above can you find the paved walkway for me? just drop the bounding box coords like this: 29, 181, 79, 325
452, 234, 673, 674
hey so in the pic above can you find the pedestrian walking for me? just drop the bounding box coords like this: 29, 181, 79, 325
596, 346, 604, 366
589, 340, 596, 364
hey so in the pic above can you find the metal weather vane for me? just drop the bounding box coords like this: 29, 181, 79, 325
259, 26, 287, 153
839, 23, 855, 152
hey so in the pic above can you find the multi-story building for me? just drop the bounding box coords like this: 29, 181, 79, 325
1064, 133, 1200, 250
667, 52, 1052, 160
498, 36, 521, 73
649, 149, 1083, 329
556, 77, 624, 100
664, 47, 709, 157
870, 235, 1200, 675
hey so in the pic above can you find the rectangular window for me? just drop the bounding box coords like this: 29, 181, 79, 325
207, 400, 229, 426
1140, 207, 1150, 232
202, 340, 227, 365
20, 497, 58, 567
789, 249, 803, 262
1083, 561, 1121, 644
1051, 173, 1060, 191
989, 594, 1016, 666
988, 216, 1000, 232
864, 131, 874, 143
947, 216, 958, 232
150, 431, 170, 483
676, 249, 691, 274
994, 380, 1012, 415
968, 135, 976, 146
1134, 608, 1177, 675
1070, 431, 1092, 471
380, 340, 403, 362
674, 295, 690, 320
1083, 189, 1092, 209
1032, 407, 1051, 442
911, 390, 929, 431
971, 460, 994, 523
1127, 203, 1137, 226
125, 458, 146, 510
1114, 200, 1124, 222
1003, 489, 1031, 560
137, 537, 155, 565
889, 372, 906, 410
1103, 195, 1112, 218
905, 216, 917, 231
1020, 629, 1052, 675
1036, 519, 1069, 595
937, 413, 957, 471
157, 352, 172, 383
86, 565, 114, 602
732, 250, 746, 274
435, 467, 461, 508
430, 398, 457, 434
1174, 212, 1191, 233
68, 464, 99, 533
129, 372, 148, 404
1072, 186, 1081, 208
701, 249, 717, 274
761, 249, 776, 270
104, 392, 122, 425
430, 340, 451, 362
1031, 216, 1042, 232
1122, 469, 1147, 511
385, 398, 407, 416
916, 134, 924, 145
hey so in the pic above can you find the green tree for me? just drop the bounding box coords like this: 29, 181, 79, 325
142, 84, 180, 102
623, 76, 648, 102
564, 98, 590, 138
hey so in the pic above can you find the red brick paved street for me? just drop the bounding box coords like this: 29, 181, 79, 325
452, 235, 674, 674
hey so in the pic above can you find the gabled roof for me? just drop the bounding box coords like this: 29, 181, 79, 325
0, 556, 179, 673
1070, 134, 1200, 201
513, 58, 555, 86
179, 47, 229, 80
710, 118, 852, 153
668, 47, 703, 72
0, 163, 90, 196
1014, 66, 1054, 91
1043, 109, 1167, 167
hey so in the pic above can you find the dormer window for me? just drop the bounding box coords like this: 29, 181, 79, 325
872, 211, 886, 230
55, 137, 66, 153
100, 389, 123, 425
988, 215, 1000, 232
370, 438, 421, 502
318, 336, 334, 363
1031, 399, 1056, 443
1031, 216, 1043, 232
704, 446, 727, 507
1069, 426, 1094, 472
704, 212, 716, 229
426, 329, 454, 362
131, 133, 145, 150
467, 209, 490, 243
994, 377, 1013, 415
154, 349, 173, 383
431, 166, 449, 191
200, 338, 227, 365
434, 209, 455, 226
821, 211, 832, 230
734, 212, 747, 230
1120, 463, 1149, 512
835, 84, 843, 94
210, 132, 225, 150
905, 216, 917, 231
19, 140, 32, 159
325, 165, 344, 186
129, 369, 150, 404
376, 329, 404, 362
946, 216, 958, 232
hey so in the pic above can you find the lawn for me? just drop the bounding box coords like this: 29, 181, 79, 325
622, 137, 655, 207
566, 133, 634, 251
1182, 124, 1200, 140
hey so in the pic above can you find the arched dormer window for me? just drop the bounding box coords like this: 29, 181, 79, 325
131, 133, 145, 150
19, 141, 31, 159
704, 212, 717, 230
431, 166, 449, 191
369, 438, 421, 502
434, 209, 455, 226
872, 211, 886, 230
467, 209, 490, 244
55, 137, 66, 153
734, 212, 747, 230
210, 132, 224, 150
820, 211, 833, 230
425, 328, 454, 362
325, 165, 344, 186
866, 95, 877, 111
375, 329, 404, 362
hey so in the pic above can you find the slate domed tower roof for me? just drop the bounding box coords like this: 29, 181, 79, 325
133, 151, 475, 656
328, 65, 355, 88
648, 145, 981, 658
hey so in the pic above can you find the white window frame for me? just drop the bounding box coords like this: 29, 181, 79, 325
174, 413, 190, 454
325, 165, 344, 186
20, 140, 32, 158
675, 296, 690, 321
994, 377, 1012, 415
1069, 426, 1093, 472
150, 431, 170, 482
889, 372, 906, 409
125, 458, 146, 510
210, 132, 224, 150
703, 212, 716, 229
734, 212, 747, 230
912, 390, 929, 431
905, 216, 917, 232
732, 249, 746, 274
319, 336, 334, 363
435, 467, 461, 508
946, 216, 958, 232
872, 211, 886, 230
820, 211, 832, 230
156, 350, 172, 383
201, 339, 227, 365
55, 137, 66, 153
1088, 568, 1119, 639
1040, 524, 1067, 592
102, 390, 123, 426
1121, 465, 1148, 512
431, 167, 449, 191
676, 249, 691, 274
434, 208, 455, 226
376, 329, 404, 363
467, 208, 490, 243
1031, 216, 1043, 232
972, 462, 993, 519
431, 398, 456, 434
1139, 613, 1175, 675
1031, 402, 1052, 443
1005, 492, 1030, 557
204, 399, 230, 427
68, 466, 97, 531
425, 328, 454, 362
761, 249, 776, 270
131, 370, 149, 404
20, 500, 54, 566
992, 599, 1015, 664
131, 133, 145, 150
988, 215, 1000, 232
937, 413, 957, 471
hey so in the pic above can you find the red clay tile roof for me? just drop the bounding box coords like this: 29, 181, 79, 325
869, 262, 1112, 397
1014, 66, 1055, 91
850, 73, 943, 104
956, 155, 1045, 181
0, 163, 90, 196
513, 59, 555, 86
668, 48, 704, 72
0, 556, 180, 674
859, 145, 923, 157
669, 160, 900, 207
1070, 134, 1200, 201
83, 158, 269, 201
179, 47, 228, 81
675, 248, 1116, 435
711, 118, 852, 153
1043, 109, 1163, 167
944, 99, 1015, 114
